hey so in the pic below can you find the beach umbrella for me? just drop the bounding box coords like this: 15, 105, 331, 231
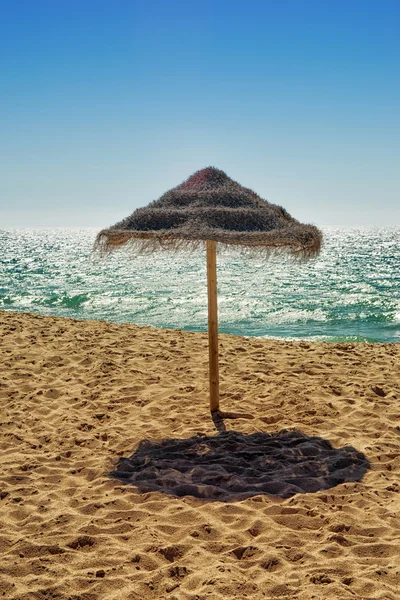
95, 167, 322, 414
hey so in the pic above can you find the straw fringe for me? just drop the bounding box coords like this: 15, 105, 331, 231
94, 228, 322, 258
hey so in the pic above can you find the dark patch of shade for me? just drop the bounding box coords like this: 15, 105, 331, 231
110, 429, 369, 501
95, 167, 322, 257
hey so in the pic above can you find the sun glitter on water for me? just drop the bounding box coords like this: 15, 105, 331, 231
1, 227, 399, 343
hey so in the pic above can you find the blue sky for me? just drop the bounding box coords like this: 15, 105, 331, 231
1, 0, 399, 228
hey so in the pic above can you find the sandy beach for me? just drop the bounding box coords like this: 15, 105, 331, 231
0, 309, 399, 599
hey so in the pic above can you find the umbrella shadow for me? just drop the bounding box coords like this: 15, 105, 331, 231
110, 429, 370, 501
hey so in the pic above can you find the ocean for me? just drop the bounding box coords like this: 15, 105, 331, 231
1, 227, 399, 343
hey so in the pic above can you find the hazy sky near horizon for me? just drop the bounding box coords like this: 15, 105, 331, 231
1, 0, 399, 228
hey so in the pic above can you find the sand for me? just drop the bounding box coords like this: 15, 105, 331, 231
0, 310, 399, 600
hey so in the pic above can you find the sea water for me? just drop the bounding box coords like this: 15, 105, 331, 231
1, 227, 399, 343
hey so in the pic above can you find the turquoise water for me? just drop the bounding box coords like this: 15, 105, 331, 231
1, 227, 399, 343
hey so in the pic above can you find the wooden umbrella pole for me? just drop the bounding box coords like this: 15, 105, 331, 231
206, 240, 220, 412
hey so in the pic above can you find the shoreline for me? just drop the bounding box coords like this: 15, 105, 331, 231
1, 309, 399, 599
2, 307, 398, 345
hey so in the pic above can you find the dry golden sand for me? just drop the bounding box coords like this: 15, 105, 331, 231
0, 310, 399, 600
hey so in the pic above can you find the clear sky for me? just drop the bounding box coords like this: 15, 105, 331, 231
1, 0, 399, 228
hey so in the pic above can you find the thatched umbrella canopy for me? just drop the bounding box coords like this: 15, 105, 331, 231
96, 167, 322, 414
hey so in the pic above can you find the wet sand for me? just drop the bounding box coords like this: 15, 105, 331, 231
0, 310, 399, 599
